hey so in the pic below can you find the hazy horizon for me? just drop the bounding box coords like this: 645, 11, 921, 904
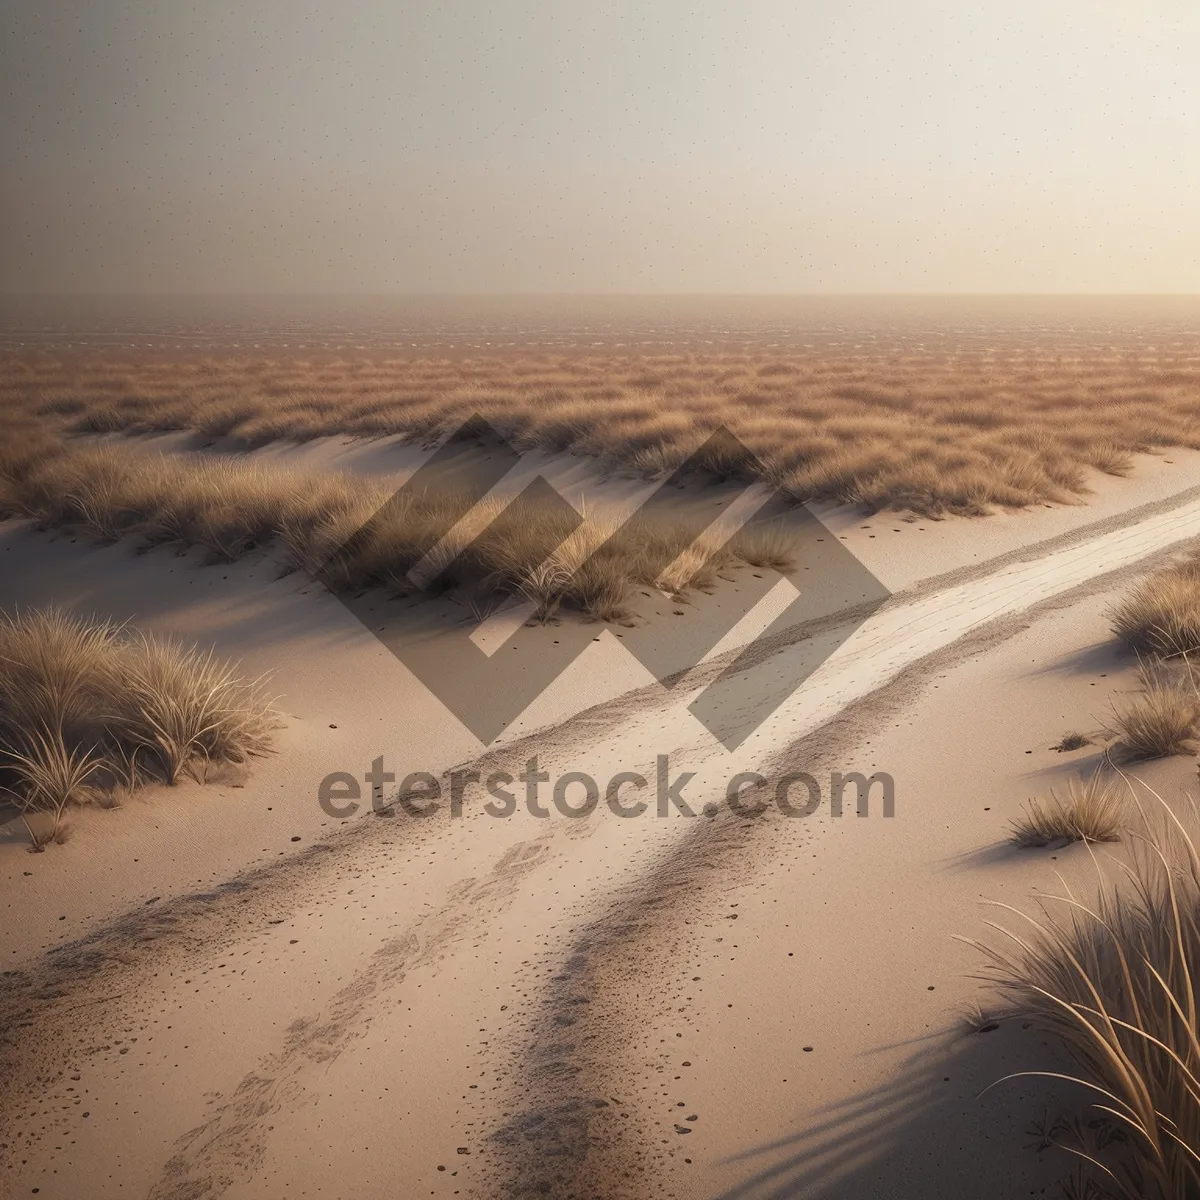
5, 292, 1200, 352
5, 2, 1199, 296
6, 291, 1200, 298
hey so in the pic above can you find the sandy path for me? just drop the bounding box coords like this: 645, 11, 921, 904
2, 473, 1200, 1199
498, 590, 1196, 1199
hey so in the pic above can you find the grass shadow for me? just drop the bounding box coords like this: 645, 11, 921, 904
714, 1019, 1075, 1200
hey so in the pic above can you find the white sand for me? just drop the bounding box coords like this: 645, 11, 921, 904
3, 451, 1200, 1198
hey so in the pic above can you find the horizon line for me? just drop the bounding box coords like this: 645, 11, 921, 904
4, 290, 1200, 300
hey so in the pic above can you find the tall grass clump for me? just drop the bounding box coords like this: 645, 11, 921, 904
974, 788, 1200, 1199
1105, 663, 1200, 761
1009, 771, 1126, 848
1111, 559, 1200, 659
110, 633, 277, 785
0, 608, 276, 848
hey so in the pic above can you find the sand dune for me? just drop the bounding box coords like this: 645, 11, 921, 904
3, 451, 1200, 1198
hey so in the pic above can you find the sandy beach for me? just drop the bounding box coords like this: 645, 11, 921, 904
8, 1, 1200, 1192
4, 441, 1200, 1199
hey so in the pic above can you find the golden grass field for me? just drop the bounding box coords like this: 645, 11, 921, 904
2, 343, 1196, 631
3, 345, 1199, 515
0, 435, 794, 622
5, 338, 1200, 1196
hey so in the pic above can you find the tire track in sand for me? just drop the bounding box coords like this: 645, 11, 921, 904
4, 482, 1200, 1198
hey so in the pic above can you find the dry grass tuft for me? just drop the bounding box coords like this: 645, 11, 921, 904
1111, 559, 1200, 659
1054, 732, 1093, 753
5, 726, 101, 849
0, 607, 276, 848
973, 783, 1200, 1199
1010, 772, 1126, 848
1104, 664, 1200, 761
730, 522, 796, 572
110, 632, 277, 785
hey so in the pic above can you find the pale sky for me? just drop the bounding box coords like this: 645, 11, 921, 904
2, 0, 1198, 294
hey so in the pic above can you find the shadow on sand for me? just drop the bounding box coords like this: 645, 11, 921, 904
714, 1019, 1081, 1200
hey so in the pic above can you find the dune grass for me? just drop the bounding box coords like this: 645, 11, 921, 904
1111, 558, 1200, 659
0, 608, 276, 848
1053, 732, 1093, 753
3, 345, 1199, 517
976, 566, 1200, 1190
1104, 666, 1200, 761
1104, 562, 1200, 760
1010, 772, 1126, 848
0, 435, 791, 623
975, 784, 1200, 1200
